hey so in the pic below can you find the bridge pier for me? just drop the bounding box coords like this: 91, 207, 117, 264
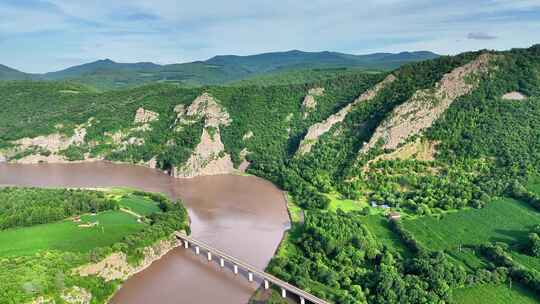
175, 233, 328, 304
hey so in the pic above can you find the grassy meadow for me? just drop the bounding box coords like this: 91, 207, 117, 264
452, 283, 540, 304
0, 211, 144, 257
118, 194, 162, 216
361, 215, 409, 255
402, 198, 540, 251
325, 192, 367, 212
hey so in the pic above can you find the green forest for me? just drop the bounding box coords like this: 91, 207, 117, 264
1, 44, 540, 303
0, 188, 189, 304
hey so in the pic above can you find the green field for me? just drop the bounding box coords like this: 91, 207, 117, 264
0, 211, 144, 257
118, 195, 162, 216
361, 215, 409, 255
325, 192, 367, 212
403, 198, 540, 251
452, 283, 540, 304
527, 175, 540, 195
512, 251, 540, 273
285, 193, 304, 224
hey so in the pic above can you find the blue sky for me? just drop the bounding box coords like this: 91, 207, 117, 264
1, 0, 539, 73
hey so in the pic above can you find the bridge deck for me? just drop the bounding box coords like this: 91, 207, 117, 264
175, 232, 330, 304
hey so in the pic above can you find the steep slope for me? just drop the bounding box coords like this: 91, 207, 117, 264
2, 45, 540, 304
361, 53, 496, 152
297, 74, 396, 155
172, 93, 236, 178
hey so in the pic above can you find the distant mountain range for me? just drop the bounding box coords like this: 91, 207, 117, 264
0, 50, 439, 90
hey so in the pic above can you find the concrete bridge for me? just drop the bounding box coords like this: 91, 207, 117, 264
175, 232, 330, 304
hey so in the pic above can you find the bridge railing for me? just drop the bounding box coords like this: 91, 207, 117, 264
175, 232, 330, 304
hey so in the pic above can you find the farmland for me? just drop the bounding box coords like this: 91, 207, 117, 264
0, 210, 143, 257
0, 187, 189, 304
402, 198, 540, 250
452, 283, 539, 304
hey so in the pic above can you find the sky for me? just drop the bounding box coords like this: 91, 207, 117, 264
1, 0, 539, 73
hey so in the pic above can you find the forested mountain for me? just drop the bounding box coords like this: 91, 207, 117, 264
0, 50, 438, 90
2, 44, 540, 303
0, 64, 33, 80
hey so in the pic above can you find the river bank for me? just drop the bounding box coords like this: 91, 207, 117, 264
0, 162, 289, 304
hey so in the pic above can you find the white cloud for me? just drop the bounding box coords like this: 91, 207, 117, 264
1, 0, 539, 72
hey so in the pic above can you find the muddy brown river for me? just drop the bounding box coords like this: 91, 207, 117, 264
0, 162, 290, 304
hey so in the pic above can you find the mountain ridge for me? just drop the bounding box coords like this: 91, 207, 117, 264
1, 44, 540, 303
0, 49, 439, 90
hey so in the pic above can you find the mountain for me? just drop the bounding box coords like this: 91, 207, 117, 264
0, 50, 439, 90
1, 45, 539, 303
0, 64, 33, 80
206, 50, 439, 72
43, 59, 161, 80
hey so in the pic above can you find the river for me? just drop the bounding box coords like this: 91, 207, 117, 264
0, 161, 290, 304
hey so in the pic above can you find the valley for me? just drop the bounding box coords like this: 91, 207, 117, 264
1, 44, 540, 303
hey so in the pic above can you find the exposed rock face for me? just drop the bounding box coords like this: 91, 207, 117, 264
134, 107, 159, 124
308, 87, 325, 96
186, 93, 231, 127
174, 128, 235, 178
173, 93, 236, 178
302, 87, 325, 119
502, 91, 527, 100
15, 127, 86, 152
144, 157, 157, 169
239, 148, 251, 172
60, 287, 92, 304
297, 74, 397, 155
361, 53, 495, 153
76, 237, 180, 282
8, 120, 91, 164
364, 139, 438, 172
31, 287, 91, 304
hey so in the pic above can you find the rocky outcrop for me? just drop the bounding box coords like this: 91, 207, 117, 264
134, 107, 159, 125
361, 54, 496, 153
132, 108, 159, 132
7, 120, 92, 164
174, 128, 235, 178
297, 74, 397, 155
76, 237, 180, 282
364, 139, 438, 172
60, 287, 92, 304
239, 148, 251, 171
502, 91, 527, 101
30, 287, 91, 304
173, 93, 236, 178
186, 93, 231, 127
302, 87, 325, 119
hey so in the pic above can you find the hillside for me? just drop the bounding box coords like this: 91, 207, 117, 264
1, 44, 540, 303
0, 50, 438, 90
0, 64, 33, 80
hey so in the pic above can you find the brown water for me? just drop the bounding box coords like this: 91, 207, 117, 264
0, 162, 290, 304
